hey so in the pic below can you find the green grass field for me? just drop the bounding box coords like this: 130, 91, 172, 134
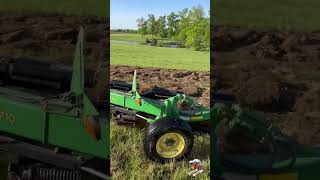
111, 33, 153, 43
111, 41, 210, 71
111, 123, 210, 180
0, 0, 107, 17
214, 0, 320, 31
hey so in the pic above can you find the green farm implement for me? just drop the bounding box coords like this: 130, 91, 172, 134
110, 70, 320, 179
211, 101, 320, 180
110, 71, 210, 162
0, 27, 109, 180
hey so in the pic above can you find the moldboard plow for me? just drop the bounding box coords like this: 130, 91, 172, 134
0, 27, 109, 180
110, 71, 210, 163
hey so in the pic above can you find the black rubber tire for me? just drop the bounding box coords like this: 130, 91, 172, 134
143, 117, 194, 163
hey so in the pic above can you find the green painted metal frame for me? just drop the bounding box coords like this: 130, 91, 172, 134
210, 103, 320, 180
0, 27, 109, 159
110, 71, 210, 123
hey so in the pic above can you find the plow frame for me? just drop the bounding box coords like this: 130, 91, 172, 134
210, 103, 320, 180
0, 27, 109, 179
110, 70, 210, 124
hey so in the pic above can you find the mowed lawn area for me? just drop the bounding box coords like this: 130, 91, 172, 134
111, 33, 154, 43
111, 41, 210, 71
214, 0, 320, 31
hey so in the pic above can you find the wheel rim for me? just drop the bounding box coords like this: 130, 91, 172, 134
156, 132, 186, 159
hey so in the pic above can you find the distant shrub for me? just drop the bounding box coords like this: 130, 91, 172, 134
145, 38, 151, 43
151, 38, 157, 46
158, 41, 164, 47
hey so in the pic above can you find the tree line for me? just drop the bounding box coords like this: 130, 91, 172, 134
111, 29, 138, 33
136, 5, 210, 51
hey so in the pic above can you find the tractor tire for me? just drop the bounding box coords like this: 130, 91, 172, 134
143, 117, 194, 163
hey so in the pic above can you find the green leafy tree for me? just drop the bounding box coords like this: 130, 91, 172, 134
167, 12, 178, 38
136, 17, 148, 36
147, 14, 157, 37
204, 17, 210, 49
184, 6, 209, 50
186, 19, 209, 50
189, 5, 206, 22
177, 8, 190, 41
136, 5, 210, 51
157, 15, 167, 38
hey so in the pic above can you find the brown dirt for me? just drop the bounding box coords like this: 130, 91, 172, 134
0, 12, 109, 104
110, 65, 210, 107
213, 25, 320, 145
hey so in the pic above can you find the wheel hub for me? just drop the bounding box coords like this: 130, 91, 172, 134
156, 132, 186, 159
165, 138, 176, 146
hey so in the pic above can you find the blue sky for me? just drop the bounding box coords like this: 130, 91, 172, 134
111, 0, 210, 30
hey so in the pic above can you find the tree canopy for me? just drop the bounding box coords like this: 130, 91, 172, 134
136, 5, 210, 51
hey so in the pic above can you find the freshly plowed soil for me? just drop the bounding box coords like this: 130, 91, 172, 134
110, 65, 210, 107
0, 12, 109, 104
213, 26, 320, 145
0, 12, 108, 63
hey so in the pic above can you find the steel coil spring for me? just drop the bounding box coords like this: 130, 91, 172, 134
34, 167, 82, 180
